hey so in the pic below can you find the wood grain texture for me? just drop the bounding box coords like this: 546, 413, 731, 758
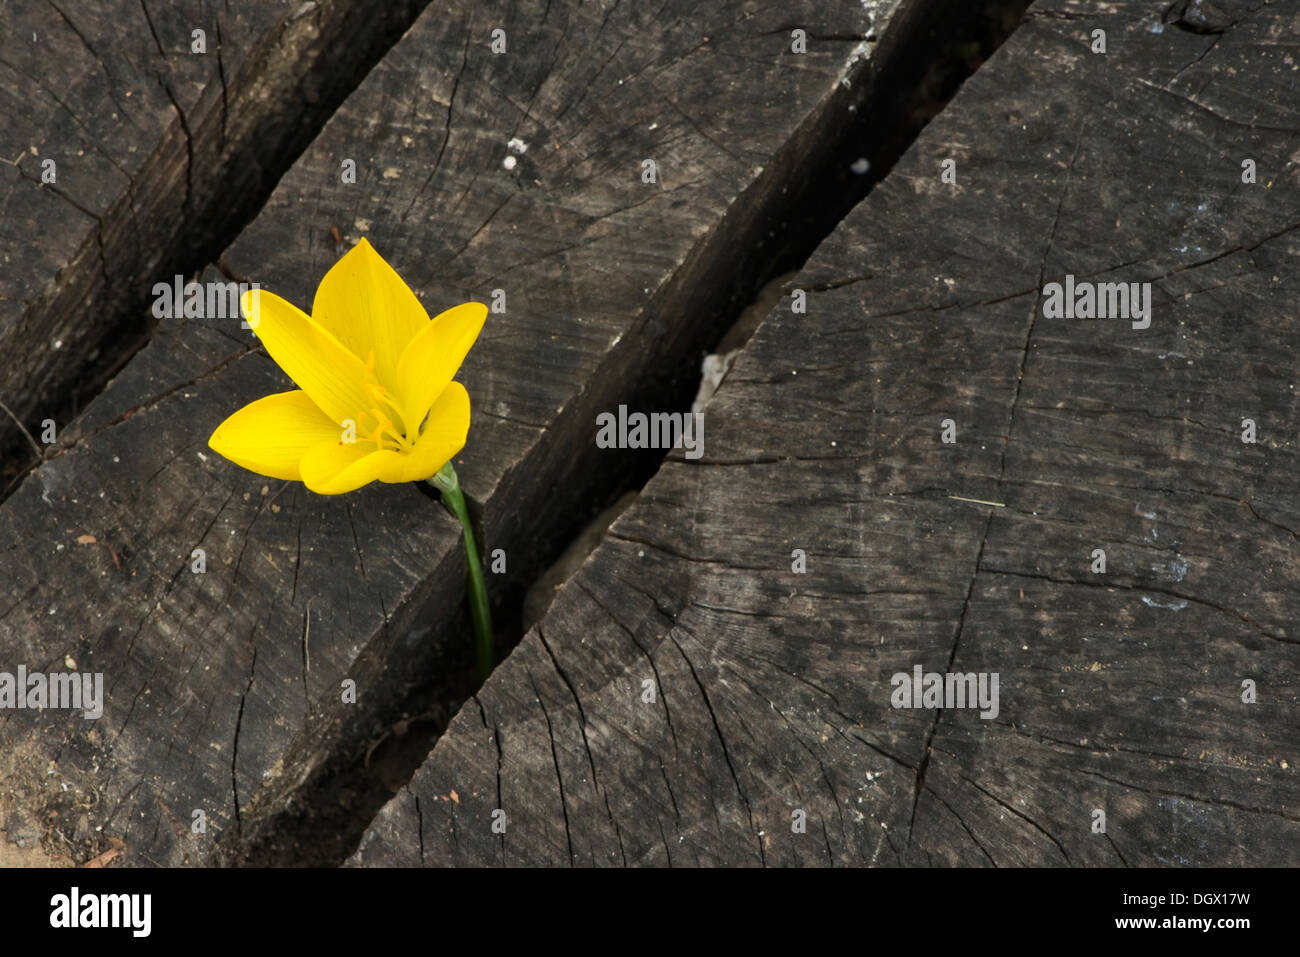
0, 0, 426, 474
0, 264, 466, 866
0, 0, 927, 865
352, 0, 1299, 866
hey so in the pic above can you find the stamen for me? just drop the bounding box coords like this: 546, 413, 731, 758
356, 350, 414, 451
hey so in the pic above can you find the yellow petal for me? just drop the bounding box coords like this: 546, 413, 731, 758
380, 381, 471, 483
299, 440, 401, 495
311, 237, 430, 388
242, 288, 369, 427
395, 302, 486, 426
208, 390, 342, 481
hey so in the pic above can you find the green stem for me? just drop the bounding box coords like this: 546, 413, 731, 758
428, 462, 494, 681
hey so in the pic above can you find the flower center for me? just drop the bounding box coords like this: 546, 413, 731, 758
355, 352, 413, 452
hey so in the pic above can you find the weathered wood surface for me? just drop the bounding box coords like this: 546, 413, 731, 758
0, 0, 948, 865
353, 0, 1300, 866
0, 0, 426, 481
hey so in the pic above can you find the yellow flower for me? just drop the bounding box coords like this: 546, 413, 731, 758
209, 238, 486, 495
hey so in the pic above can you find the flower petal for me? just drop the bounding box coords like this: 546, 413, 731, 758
311, 237, 430, 388
208, 390, 342, 481
395, 302, 486, 426
379, 381, 471, 483
299, 440, 401, 495
242, 288, 369, 427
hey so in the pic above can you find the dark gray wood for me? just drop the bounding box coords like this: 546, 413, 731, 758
353, 0, 1300, 866
0, 0, 426, 487
0, 268, 465, 866
0, 0, 930, 865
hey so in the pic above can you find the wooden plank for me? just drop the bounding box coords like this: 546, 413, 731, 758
0, 266, 469, 867
352, 0, 1300, 866
0, 0, 427, 486
0, 0, 945, 866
